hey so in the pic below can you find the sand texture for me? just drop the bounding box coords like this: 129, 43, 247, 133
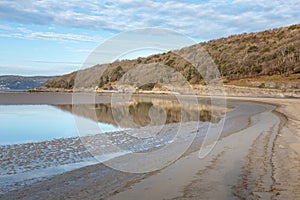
0, 95, 299, 200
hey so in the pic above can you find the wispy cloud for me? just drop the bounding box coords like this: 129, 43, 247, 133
0, 63, 80, 76
28, 31, 102, 42
68, 49, 93, 53
27, 60, 83, 65
0, 0, 299, 39
0, 24, 13, 31
1, 0, 299, 76
0, 25, 102, 42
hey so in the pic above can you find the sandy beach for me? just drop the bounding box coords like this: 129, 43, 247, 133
0, 93, 299, 200
107, 97, 300, 200
1, 1, 300, 199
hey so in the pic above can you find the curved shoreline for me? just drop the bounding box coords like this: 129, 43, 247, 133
0, 96, 299, 199
243, 97, 300, 199
107, 98, 300, 200
0, 100, 252, 196
109, 101, 280, 200
180, 96, 300, 200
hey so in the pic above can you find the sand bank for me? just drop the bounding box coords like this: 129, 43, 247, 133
1, 97, 299, 199
108, 97, 300, 200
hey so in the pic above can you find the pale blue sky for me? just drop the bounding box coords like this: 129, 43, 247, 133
0, 0, 299, 76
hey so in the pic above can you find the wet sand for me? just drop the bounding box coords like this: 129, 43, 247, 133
107, 97, 300, 200
0, 94, 299, 199
231, 97, 300, 199
109, 102, 279, 200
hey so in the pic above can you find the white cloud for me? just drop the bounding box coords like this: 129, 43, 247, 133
27, 60, 83, 65
28, 31, 102, 42
69, 49, 93, 53
0, 0, 299, 39
0, 24, 13, 31
0, 63, 81, 76
0, 25, 102, 42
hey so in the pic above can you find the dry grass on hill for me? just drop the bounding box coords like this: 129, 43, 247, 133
44, 24, 300, 90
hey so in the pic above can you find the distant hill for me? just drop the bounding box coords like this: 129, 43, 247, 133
44, 24, 300, 90
0, 75, 56, 91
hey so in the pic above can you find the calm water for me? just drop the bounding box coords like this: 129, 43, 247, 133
0, 97, 215, 145
0, 105, 122, 145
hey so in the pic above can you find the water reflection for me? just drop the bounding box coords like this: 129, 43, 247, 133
55, 97, 221, 129
0, 96, 224, 145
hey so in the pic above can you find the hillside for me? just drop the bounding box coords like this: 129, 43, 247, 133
203, 24, 300, 78
0, 75, 56, 91
43, 24, 300, 91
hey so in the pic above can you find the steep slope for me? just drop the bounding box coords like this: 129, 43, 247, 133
203, 24, 300, 78
43, 24, 300, 90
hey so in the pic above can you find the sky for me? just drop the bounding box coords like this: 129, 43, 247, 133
0, 0, 299, 76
